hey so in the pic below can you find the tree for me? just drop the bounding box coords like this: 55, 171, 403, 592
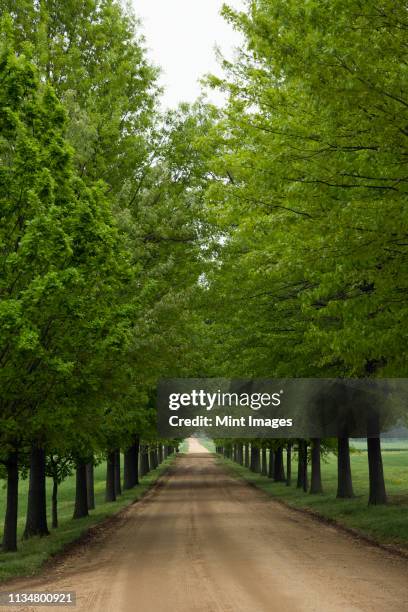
46, 454, 73, 528
73, 462, 89, 520
273, 446, 286, 483
123, 435, 140, 490
0, 17, 137, 543
310, 439, 323, 495
337, 437, 354, 499
199, 0, 408, 503
1, 452, 18, 551
250, 444, 260, 473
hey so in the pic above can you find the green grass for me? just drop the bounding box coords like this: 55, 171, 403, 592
0, 456, 174, 582
351, 438, 408, 451
220, 450, 408, 550
178, 439, 190, 453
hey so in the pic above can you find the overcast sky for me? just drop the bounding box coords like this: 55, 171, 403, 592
132, 0, 245, 109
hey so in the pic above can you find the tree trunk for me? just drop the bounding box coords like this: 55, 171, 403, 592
150, 447, 158, 469
297, 447, 302, 488
310, 438, 323, 494
140, 445, 150, 476
273, 447, 285, 482
250, 446, 260, 472
261, 448, 267, 476
244, 444, 249, 467
297, 440, 308, 492
114, 450, 121, 496
158, 444, 164, 464
2, 452, 19, 552
134, 439, 140, 484
236, 443, 243, 465
268, 448, 274, 479
367, 437, 387, 505
86, 462, 95, 510
337, 437, 354, 498
139, 445, 146, 477
105, 452, 116, 502
286, 443, 292, 486
144, 445, 150, 474
124, 437, 139, 489
23, 446, 49, 539
52, 478, 58, 528
73, 462, 88, 519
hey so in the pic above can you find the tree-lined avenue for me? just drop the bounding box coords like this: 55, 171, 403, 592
2, 441, 407, 612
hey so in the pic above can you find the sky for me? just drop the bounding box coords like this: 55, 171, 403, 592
131, 0, 245, 109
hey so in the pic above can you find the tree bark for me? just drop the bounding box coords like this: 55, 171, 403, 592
140, 445, 150, 476
297, 444, 302, 488
310, 438, 323, 494
250, 445, 260, 472
244, 444, 249, 467
52, 478, 58, 528
73, 462, 89, 519
268, 448, 274, 479
149, 447, 158, 470
297, 440, 308, 492
105, 451, 116, 502
23, 446, 49, 539
86, 462, 95, 509
2, 452, 19, 552
367, 436, 387, 505
144, 445, 150, 474
114, 449, 121, 496
286, 442, 292, 486
337, 437, 354, 498
134, 439, 140, 484
273, 447, 286, 482
124, 437, 139, 489
158, 444, 164, 464
261, 448, 267, 476
139, 445, 146, 477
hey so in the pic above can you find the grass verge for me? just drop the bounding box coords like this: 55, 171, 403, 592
0, 456, 174, 582
218, 450, 408, 551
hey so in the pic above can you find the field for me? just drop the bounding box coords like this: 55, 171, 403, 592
220, 448, 408, 550
0, 457, 174, 582
350, 439, 408, 451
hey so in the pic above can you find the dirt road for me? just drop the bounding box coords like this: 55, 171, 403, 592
2, 439, 408, 612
